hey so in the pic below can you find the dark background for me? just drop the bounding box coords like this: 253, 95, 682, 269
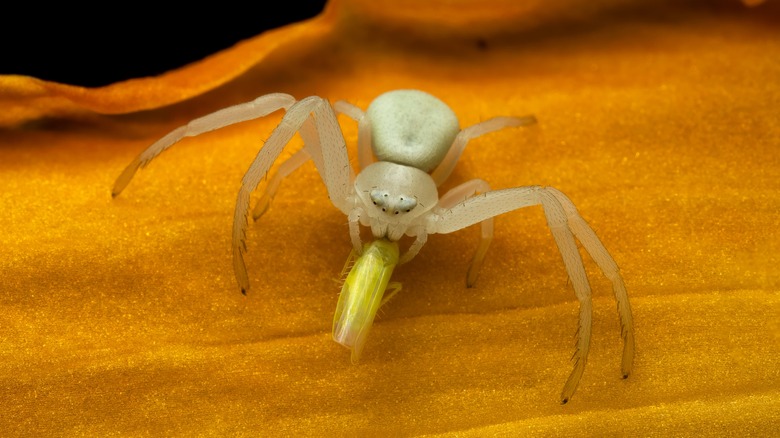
1, 3, 328, 87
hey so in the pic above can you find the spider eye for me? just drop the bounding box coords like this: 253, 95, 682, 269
396, 195, 417, 212
382, 208, 386, 212
405, 209, 410, 212
373, 201, 377, 205
394, 211, 399, 215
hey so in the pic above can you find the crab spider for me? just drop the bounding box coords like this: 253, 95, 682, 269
112, 89, 634, 403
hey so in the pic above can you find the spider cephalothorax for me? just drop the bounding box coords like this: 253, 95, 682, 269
113, 89, 634, 404
354, 161, 438, 241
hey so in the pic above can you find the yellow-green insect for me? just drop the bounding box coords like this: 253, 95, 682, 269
333, 239, 400, 362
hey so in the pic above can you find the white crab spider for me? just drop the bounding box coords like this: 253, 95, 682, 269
112, 89, 634, 403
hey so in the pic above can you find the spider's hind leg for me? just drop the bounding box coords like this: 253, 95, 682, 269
430, 115, 536, 186
333, 100, 374, 170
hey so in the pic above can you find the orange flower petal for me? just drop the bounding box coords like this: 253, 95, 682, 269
1, 0, 778, 435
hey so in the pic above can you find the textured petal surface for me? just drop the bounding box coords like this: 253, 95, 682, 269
1, 0, 778, 435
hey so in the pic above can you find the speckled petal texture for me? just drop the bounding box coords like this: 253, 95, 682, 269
1, 0, 778, 435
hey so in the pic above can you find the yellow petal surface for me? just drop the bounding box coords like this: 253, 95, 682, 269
1, 0, 778, 435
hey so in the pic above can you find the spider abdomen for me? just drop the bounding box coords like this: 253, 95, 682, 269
366, 89, 460, 172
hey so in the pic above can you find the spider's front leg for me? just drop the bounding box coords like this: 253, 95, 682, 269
233, 97, 354, 294
431, 185, 634, 403
112, 93, 296, 197
546, 187, 635, 378
251, 100, 369, 221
